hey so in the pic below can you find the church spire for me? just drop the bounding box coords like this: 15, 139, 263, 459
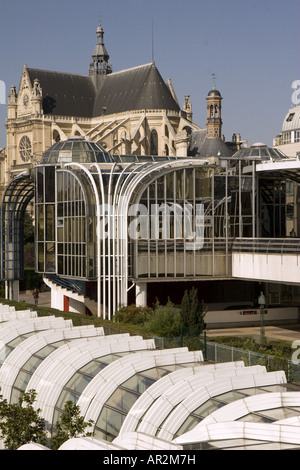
89, 23, 112, 77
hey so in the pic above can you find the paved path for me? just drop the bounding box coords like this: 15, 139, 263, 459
206, 325, 300, 343
19, 290, 51, 307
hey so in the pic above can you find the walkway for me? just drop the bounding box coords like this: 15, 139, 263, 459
19, 290, 51, 307
206, 324, 300, 343
18, 290, 300, 343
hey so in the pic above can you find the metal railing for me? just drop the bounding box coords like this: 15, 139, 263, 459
198, 337, 300, 383
45, 274, 87, 297
148, 334, 300, 384
232, 237, 300, 254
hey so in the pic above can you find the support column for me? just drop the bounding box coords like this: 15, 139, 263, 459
135, 282, 147, 307
5, 280, 19, 302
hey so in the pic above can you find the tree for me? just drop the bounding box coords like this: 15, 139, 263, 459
23, 212, 35, 267
23, 212, 34, 243
180, 287, 207, 334
50, 401, 94, 450
145, 298, 182, 337
0, 389, 47, 450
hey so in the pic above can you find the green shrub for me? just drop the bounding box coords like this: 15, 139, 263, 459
0, 389, 46, 450
145, 299, 182, 337
114, 304, 153, 326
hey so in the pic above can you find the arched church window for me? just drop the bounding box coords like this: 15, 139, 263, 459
150, 129, 158, 155
210, 105, 214, 118
215, 105, 218, 118
19, 136, 32, 162
53, 130, 61, 143
165, 125, 169, 138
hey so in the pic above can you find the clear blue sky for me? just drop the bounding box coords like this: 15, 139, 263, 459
0, 0, 299, 148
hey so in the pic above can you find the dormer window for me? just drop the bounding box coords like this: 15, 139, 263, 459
286, 113, 295, 122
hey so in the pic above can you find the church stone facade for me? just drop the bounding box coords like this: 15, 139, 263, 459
2, 24, 202, 197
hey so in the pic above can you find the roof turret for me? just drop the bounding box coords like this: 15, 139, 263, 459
89, 23, 112, 76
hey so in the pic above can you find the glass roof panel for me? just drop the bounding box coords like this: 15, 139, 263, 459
237, 413, 274, 423
41, 137, 112, 164
10, 339, 70, 403
13, 369, 32, 391
183, 439, 300, 450
232, 144, 287, 160
260, 148, 269, 157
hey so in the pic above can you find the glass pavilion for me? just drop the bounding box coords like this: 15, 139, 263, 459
1, 136, 298, 319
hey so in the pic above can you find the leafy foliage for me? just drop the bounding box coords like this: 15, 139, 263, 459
0, 389, 95, 450
114, 289, 207, 338
50, 401, 94, 450
180, 287, 207, 334
23, 212, 35, 268
0, 389, 47, 450
145, 299, 182, 337
114, 304, 153, 325
23, 212, 34, 243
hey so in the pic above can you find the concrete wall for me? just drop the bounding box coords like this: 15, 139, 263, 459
69, 297, 86, 314
50, 287, 64, 311
232, 252, 300, 285
45, 277, 86, 314
206, 306, 299, 329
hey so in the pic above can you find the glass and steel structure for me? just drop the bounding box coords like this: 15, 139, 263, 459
3, 137, 300, 318
0, 302, 299, 450
0, 174, 34, 280
30, 137, 259, 318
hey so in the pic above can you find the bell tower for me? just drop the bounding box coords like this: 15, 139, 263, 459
89, 23, 112, 79
206, 85, 222, 138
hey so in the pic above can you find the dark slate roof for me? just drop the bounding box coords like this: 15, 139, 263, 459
93, 62, 180, 116
27, 69, 96, 117
188, 130, 233, 158
188, 129, 207, 156
207, 89, 221, 97
27, 62, 180, 118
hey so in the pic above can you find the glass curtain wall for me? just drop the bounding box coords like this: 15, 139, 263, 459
35, 166, 94, 279
129, 162, 255, 281
56, 170, 91, 279
0, 175, 34, 280
36, 166, 56, 273
259, 176, 300, 238
33, 157, 255, 319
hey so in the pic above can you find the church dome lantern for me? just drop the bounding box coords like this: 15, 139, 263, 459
206, 86, 223, 138
41, 136, 112, 164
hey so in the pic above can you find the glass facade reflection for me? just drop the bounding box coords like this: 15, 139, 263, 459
4, 137, 300, 319
52, 351, 131, 431
31, 139, 300, 318
94, 362, 200, 441
32, 140, 258, 319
